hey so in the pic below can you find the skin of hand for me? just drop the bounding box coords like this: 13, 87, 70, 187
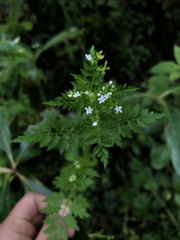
0, 192, 75, 240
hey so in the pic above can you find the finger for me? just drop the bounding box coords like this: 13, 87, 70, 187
0, 220, 33, 240
68, 227, 75, 238
36, 224, 49, 240
2, 192, 46, 239
32, 213, 45, 228
7, 192, 46, 222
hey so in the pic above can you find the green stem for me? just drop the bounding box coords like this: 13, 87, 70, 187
157, 86, 180, 100
64, 146, 91, 209
0, 167, 13, 174
15, 171, 34, 190
36, 80, 46, 102
89, 232, 115, 239
8, 152, 16, 170
153, 191, 179, 228
159, 99, 173, 123
60, 2, 71, 24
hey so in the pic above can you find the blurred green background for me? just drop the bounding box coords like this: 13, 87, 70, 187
1, 0, 180, 239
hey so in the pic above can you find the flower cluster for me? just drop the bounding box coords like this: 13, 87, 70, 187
68, 91, 81, 98
66, 53, 123, 127
58, 200, 71, 217
98, 92, 112, 104
82, 70, 123, 126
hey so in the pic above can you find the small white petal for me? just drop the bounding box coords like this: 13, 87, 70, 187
85, 90, 89, 94
58, 201, 71, 217
74, 161, 81, 169
109, 80, 113, 85
92, 121, 98, 126
98, 95, 106, 104
85, 106, 93, 114
104, 92, 111, 99
69, 174, 77, 182
85, 54, 92, 61
13, 37, 20, 44
73, 91, 81, 98
114, 106, 123, 114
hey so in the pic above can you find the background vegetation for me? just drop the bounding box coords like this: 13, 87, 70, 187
1, 0, 180, 239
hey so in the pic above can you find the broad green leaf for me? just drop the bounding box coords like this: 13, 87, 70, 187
165, 123, 180, 175
16, 142, 41, 163
174, 45, 180, 66
143, 167, 157, 191
0, 174, 15, 220
150, 144, 170, 170
0, 109, 12, 159
148, 76, 170, 95
149, 61, 177, 75
38, 27, 81, 55
23, 176, 51, 195
174, 193, 180, 207
20, 21, 33, 31
170, 71, 180, 83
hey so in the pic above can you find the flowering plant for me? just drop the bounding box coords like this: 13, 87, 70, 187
14, 46, 161, 239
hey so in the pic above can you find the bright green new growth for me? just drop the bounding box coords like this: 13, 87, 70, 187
14, 46, 161, 240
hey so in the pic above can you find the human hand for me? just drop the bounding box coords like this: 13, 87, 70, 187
0, 192, 75, 240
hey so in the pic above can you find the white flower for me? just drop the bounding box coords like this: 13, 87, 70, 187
98, 95, 106, 104
92, 121, 98, 126
98, 92, 111, 104
31, 42, 40, 49
73, 91, 81, 98
85, 106, 93, 115
13, 37, 20, 44
85, 90, 89, 94
69, 174, 77, 182
105, 92, 112, 98
74, 161, 81, 169
58, 201, 71, 217
114, 106, 123, 114
85, 54, 92, 61
109, 80, 113, 85
10, 37, 20, 45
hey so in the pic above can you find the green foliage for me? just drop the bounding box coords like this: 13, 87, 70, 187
1, 1, 180, 239
145, 45, 180, 176
13, 47, 161, 239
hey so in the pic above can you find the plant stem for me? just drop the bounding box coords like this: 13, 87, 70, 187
0, 167, 12, 174
159, 99, 173, 123
157, 86, 180, 100
153, 191, 179, 228
15, 171, 33, 190
8, 152, 16, 170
